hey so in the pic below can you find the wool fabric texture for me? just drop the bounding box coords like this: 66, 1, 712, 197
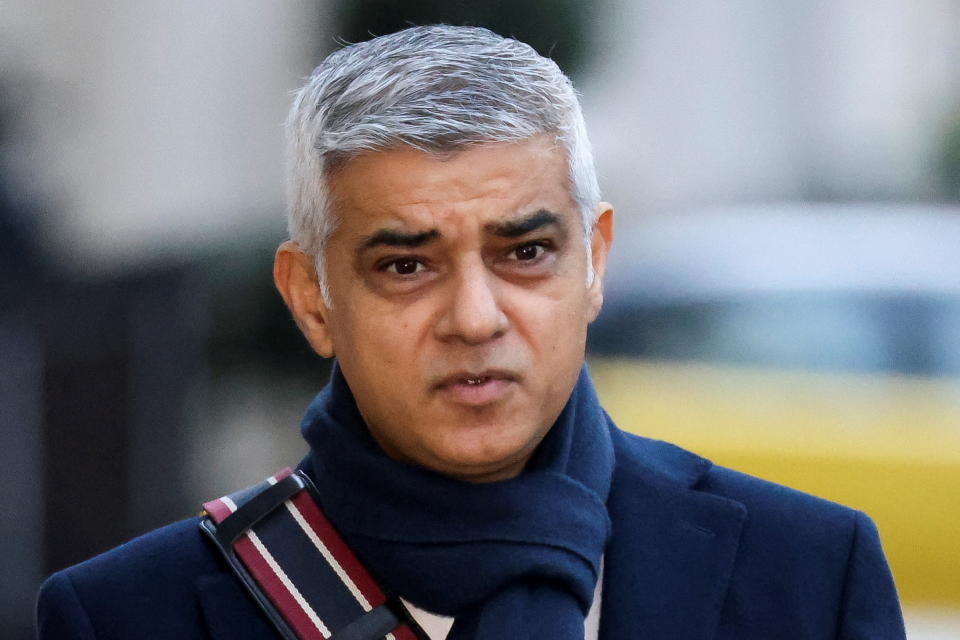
300, 364, 614, 639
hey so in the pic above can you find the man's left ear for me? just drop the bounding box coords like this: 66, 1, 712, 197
586, 203, 614, 322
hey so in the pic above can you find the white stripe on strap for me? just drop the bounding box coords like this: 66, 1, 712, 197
284, 500, 373, 612
247, 529, 332, 639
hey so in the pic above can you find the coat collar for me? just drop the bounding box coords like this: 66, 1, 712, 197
599, 429, 746, 640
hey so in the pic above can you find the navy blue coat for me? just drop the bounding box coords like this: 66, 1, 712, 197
37, 430, 906, 639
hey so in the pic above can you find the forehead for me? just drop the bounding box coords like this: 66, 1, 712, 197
326, 136, 575, 231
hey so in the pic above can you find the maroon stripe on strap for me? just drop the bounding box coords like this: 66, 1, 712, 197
203, 497, 234, 524
272, 467, 295, 483
233, 532, 328, 640
392, 623, 423, 640
203, 467, 295, 524
289, 490, 388, 609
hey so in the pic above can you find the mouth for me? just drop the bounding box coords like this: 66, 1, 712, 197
435, 370, 517, 406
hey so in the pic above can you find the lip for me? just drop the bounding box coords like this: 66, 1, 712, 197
434, 369, 517, 406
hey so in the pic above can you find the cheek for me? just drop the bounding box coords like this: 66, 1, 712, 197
338, 298, 430, 370
511, 287, 589, 356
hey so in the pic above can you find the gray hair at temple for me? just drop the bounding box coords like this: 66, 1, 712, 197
285, 25, 602, 304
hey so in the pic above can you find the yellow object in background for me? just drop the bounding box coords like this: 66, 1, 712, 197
590, 357, 960, 607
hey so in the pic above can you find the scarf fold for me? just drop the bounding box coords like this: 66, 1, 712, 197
300, 363, 614, 639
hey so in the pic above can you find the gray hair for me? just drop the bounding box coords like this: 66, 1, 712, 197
285, 25, 601, 303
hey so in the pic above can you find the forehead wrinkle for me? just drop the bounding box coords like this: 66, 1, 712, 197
387, 176, 516, 212
395, 153, 549, 208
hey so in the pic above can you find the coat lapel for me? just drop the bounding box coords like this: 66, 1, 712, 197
600, 431, 746, 640
196, 573, 283, 640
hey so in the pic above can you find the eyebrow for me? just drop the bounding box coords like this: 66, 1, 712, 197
358, 209, 564, 252
360, 228, 441, 250
486, 209, 563, 238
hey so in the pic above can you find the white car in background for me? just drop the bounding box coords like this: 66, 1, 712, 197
591, 203, 960, 376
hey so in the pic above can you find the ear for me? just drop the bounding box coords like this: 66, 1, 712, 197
586, 202, 614, 323
273, 241, 335, 358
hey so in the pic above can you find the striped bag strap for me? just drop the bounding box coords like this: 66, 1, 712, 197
200, 468, 429, 640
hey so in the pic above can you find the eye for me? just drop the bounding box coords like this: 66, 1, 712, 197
510, 242, 547, 261
384, 257, 426, 275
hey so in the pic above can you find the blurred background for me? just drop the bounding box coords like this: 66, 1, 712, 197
2, 1, 959, 637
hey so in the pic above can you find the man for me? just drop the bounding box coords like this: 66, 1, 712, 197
37, 25, 905, 639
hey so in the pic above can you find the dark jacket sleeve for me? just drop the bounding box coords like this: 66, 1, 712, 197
836, 511, 905, 640
36, 570, 97, 639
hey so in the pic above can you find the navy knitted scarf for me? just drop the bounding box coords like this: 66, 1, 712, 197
299, 364, 614, 639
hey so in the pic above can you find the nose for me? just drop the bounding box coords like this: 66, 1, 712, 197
435, 260, 508, 344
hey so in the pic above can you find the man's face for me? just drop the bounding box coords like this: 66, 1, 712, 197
277, 135, 613, 482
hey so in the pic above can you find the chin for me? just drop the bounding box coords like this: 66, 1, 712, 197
427, 433, 537, 482
434, 459, 526, 483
